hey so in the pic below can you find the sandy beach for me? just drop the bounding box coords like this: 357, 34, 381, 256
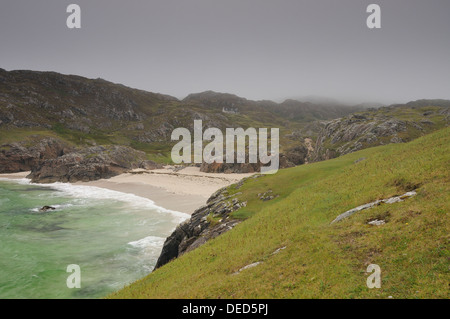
0, 168, 254, 215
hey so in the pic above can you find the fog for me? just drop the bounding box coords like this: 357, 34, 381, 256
1, 0, 449, 104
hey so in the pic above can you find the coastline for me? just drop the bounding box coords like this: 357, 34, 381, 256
0, 167, 254, 215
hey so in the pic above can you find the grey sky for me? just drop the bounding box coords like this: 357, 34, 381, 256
1, 0, 449, 104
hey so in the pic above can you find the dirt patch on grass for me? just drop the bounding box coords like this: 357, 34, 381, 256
389, 177, 421, 193
394, 210, 422, 224
335, 230, 366, 246
363, 248, 383, 266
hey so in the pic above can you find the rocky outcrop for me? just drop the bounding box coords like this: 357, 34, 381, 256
283, 145, 308, 166
330, 190, 417, 224
28, 145, 162, 183
154, 185, 249, 269
0, 137, 71, 173
200, 161, 261, 174
0, 134, 163, 183
199, 145, 308, 173
312, 102, 450, 161
258, 190, 279, 201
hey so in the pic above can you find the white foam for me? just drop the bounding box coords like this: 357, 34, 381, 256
128, 236, 165, 250
1, 178, 190, 222
0, 177, 31, 184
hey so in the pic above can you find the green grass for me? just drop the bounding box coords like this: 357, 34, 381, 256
129, 140, 174, 164
109, 127, 449, 299
0, 128, 61, 145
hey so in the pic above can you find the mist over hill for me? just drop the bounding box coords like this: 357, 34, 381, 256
0, 69, 448, 181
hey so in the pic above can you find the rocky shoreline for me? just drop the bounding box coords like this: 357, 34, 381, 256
0, 137, 162, 183
154, 177, 257, 269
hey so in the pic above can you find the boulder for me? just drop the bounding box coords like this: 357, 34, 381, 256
0, 138, 70, 173
39, 206, 56, 212
154, 186, 247, 269
27, 145, 154, 183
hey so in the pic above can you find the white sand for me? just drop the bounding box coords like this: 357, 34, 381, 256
0, 171, 30, 179
79, 167, 253, 214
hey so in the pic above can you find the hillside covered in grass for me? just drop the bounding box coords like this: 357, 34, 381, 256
1, 69, 449, 183
0, 69, 364, 163
110, 127, 449, 299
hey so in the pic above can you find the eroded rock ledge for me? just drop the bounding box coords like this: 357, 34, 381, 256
331, 190, 417, 224
0, 137, 71, 173
154, 185, 249, 269
28, 145, 162, 183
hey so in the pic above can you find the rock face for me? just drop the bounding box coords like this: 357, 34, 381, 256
312, 101, 450, 161
200, 161, 261, 174
154, 186, 248, 269
28, 145, 162, 183
199, 146, 308, 173
0, 135, 163, 182
0, 138, 71, 173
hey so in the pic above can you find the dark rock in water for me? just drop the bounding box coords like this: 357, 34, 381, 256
39, 206, 56, 212
154, 186, 247, 269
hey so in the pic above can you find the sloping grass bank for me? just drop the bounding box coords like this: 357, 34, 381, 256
110, 128, 449, 299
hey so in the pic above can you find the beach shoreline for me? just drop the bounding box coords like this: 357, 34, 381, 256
0, 167, 254, 215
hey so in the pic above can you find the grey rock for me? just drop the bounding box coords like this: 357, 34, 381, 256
331, 190, 417, 224
0, 137, 70, 173
154, 187, 247, 269
312, 103, 449, 162
232, 262, 262, 275
368, 219, 386, 226
27, 145, 152, 183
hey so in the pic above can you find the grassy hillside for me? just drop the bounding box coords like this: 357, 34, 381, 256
2, 70, 448, 166
110, 127, 449, 299
0, 69, 373, 165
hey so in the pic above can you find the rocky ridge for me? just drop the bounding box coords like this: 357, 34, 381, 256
27, 144, 162, 183
0, 69, 366, 159
0, 137, 71, 173
312, 101, 450, 161
154, 180, 254, 269
199, 145, 308, 173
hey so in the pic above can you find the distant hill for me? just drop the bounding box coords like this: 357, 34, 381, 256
1, 69, 448, 180
0, 69, 362, 140
0, 68, 364, 175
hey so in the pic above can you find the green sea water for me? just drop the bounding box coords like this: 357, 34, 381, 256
0, 178, 188, 299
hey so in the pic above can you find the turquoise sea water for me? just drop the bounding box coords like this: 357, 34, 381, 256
0, 178, 188, 299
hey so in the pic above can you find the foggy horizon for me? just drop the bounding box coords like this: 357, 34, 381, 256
1, 0, 449, 106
